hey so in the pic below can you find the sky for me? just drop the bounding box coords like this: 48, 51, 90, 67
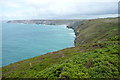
0, 0, 119, 20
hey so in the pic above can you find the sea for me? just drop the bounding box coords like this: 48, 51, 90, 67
2, 22, 75, 66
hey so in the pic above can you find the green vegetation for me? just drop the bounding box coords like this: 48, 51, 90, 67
2, 17, 120, 79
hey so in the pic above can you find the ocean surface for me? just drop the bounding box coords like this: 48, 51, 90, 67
2, 23, 75, 66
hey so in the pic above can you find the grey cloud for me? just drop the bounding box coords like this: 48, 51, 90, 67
0, 0, 118, 20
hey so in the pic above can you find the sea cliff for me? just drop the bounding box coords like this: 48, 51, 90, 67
2, 17, 119, 79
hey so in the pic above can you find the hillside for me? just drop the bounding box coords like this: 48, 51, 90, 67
2, 17, 119, 79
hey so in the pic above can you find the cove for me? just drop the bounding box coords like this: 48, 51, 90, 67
2, 23, 75, 66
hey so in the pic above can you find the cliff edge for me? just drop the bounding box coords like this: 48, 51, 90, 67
2, 17, 119, 79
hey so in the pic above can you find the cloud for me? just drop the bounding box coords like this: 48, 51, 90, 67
0, 0, 119, 20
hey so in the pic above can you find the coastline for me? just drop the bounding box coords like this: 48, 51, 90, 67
2, 17, 117, 67
2, 17, 119, 78
2, 23, 76, 67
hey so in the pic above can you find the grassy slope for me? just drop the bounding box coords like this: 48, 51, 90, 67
2, 18, 120, 78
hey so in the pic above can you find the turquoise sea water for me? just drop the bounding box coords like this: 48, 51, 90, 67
2, 23, 75, 66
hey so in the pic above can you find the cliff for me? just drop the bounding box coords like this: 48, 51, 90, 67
2, 17, 119, 79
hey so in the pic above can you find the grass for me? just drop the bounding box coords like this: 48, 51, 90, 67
1, 17, 119, 79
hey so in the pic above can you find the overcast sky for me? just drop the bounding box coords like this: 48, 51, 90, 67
0, 0, 119, 20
